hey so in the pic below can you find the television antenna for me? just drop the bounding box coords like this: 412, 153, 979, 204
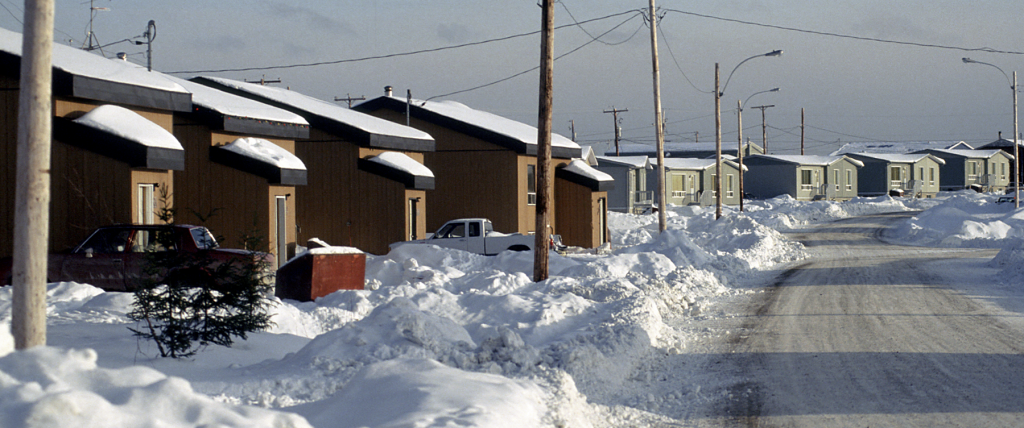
82, 0, 110, 54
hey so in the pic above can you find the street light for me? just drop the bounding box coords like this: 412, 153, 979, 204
715, 50, 783, 219
963, 57, 1019, 209
737, 87, 779, 212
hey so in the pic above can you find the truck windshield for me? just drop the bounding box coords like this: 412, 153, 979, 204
435, 223, 465, 239
191, 227, 219, 250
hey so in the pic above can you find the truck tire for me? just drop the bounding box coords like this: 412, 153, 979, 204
507, 245, 530, 252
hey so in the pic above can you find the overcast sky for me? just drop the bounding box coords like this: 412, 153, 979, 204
2, 1, 1022, 154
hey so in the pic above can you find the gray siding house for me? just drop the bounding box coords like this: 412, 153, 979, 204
595, 156, 653, 213
647, 158, 744, 207
913, 149, 1014, 192
744, 155, 864, 201
977, 136, 1023, 186
846, 153, 946, 198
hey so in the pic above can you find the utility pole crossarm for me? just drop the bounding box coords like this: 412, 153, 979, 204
603, 107, 628, 156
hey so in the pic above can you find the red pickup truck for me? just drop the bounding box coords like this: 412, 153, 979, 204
0, 224, 273, 292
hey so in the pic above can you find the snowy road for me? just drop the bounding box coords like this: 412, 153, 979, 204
708, 212, 1024, 427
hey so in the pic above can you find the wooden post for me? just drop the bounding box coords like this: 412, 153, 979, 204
714, 63, 722, 220
13, 0, 55, 349
533, 0, 554, 282
737, 99, 744, 212
801, 108, 806, 155
648, 0, 666, 233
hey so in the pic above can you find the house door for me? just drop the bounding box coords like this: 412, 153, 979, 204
408, 197, 421, 240
276, 196, 287, 268
598, 197, 608, 244
137, 184, 155, 224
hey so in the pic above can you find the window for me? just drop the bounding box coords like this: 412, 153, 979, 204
929, 168, 935, 185
846, 170, 853, 190
711, 173, 718, 195
137, 184, 156, 225
1002, 163, 1007, 180
79, 229, 133, 254
890, 166, 902, 181
671, 174, 685, 197
190, 228, 217, 250
527, 164, 537, 205
468, 222, 481, 238
727, 174, 735, 197
834, 170, 840, 191
801, 170, 813, 191
436, 223, 465, 239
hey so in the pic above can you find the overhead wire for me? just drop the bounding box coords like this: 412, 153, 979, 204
424, 11, 644, 101
663, 8, 1024, 56
167, 10, 641, 75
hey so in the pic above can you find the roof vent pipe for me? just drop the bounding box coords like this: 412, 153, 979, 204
385, 86, 393, 97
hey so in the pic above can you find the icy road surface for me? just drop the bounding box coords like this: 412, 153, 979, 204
707, 212, 1024, 427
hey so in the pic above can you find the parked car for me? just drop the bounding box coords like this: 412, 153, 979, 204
996, 195, 1016, 204
0, 224, 273, 292
390, 218, 564, 256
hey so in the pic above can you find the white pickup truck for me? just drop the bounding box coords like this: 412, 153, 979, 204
390, 218, 562, 255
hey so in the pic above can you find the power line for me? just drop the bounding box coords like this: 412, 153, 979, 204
560, 3, 643, 46
663, 8, 1024, 56
424, 12, 643, 101
657, 22, 711, 95
167, 10, 641, 75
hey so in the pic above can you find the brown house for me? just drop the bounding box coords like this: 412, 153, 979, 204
356, 94, 610, 248
1, 28, 191, 258
190, 77, 435, 255
170, 77, 310, 266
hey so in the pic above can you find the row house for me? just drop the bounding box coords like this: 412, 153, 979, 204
356, 93, 611, 249
647, 158, 744, 207
1, 28, 190, 258
913, 149, 1014, 193
611, 141, 764, 159
845, 153, 945, 198
744, 155, 863, 201
595, 156, 652, 214
191, 77, 436, 256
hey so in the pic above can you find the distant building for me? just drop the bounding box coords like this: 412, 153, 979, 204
831, 141, 971, 156
845, 153, 945, 198
595, 156, 652, 214
609, 141, 764, 159
913, 149, 1014, 193
744, 155, 863, 201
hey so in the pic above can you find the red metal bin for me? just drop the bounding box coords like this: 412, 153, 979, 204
275, 247, 366, 302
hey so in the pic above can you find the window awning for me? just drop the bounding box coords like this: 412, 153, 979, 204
357, 152, 434, 190
210, 137, 307, 186
55, 104, 184, 170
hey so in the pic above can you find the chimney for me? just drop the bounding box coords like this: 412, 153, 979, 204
999, 131, 1003, 140
385, 86, 393, 97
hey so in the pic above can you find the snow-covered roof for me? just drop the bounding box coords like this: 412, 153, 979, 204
172, 77, 307, 126
74, 105, 182, 150
830, 141, 969, 155
221, 138, 305, 170
367, 152, 434, 178
753, 154, 865, 168
610, 141, 761, 156
847, 152, 946, 165
359, 152, 435, 190
0, 28, 190, 111
596, 155, 651, 169
655, 158, 716, 170
211, 137, 307, 185
557, 159, 614, 191
977, 138, 1024, 149
918, 148, 1014, 160
356, 96, 580, 158
192, 76, 433, 150
579, 146, 597, 165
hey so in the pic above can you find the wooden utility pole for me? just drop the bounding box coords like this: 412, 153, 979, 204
14, 0, 55, 350
737, 100, 745, 212
714, 63, 722, 220
334, 94, 366, 108
751, 104, 774, 154
801, 108, 806, 155
648, 0, 666, 233
533, 0, 554, 282
603, 107, 627, 155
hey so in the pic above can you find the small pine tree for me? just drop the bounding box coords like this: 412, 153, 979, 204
128, 192, 274, 358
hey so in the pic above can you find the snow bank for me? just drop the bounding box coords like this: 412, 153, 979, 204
0, 346, 311, 428
15, 193, 1017, 427
888, 192, 1024, 247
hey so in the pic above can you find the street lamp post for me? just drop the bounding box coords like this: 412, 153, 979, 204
738, 88, 779, 212
716, 50, 782, 219
963, 58, 1019, 209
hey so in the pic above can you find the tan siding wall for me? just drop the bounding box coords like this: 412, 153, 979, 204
294, 129, 413, 255
555, 178, 605, 248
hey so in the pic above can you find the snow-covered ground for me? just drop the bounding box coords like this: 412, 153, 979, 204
1, 191, 1021, 427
